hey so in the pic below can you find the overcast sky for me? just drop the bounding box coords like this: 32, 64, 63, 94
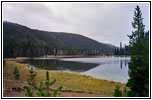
2, 2, 149, 46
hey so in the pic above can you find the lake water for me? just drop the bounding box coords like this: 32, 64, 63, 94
18, 56, 130, 83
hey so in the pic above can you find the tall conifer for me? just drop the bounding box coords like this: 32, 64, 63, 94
127, 5, 149, 97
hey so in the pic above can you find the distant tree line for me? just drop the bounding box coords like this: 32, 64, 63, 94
114, 42, 130, 55
3, 40, 82, 58
4, 39, 114, 58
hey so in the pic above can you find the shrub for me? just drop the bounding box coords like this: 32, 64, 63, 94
113, 85, 122, 97
13, 67, 20, 81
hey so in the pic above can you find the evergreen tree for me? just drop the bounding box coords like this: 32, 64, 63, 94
126, 5, 149, 97
27, 68, 37, 86
25, 71, 62, 97
120, 42, 122, 55
13, 67, 20, 81
114, 47, 119, 55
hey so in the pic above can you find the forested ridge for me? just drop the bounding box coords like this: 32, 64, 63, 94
3, 21, 116, 58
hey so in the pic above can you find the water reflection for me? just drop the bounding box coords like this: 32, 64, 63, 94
120, 60, 130, 69
18, 56, 130, 83
113, 59, 130, 70
120, 60, 122, 69
18, 59, 99, 72
81, 57, 130, 83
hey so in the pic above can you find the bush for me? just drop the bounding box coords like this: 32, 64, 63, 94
113, 85, 122, 97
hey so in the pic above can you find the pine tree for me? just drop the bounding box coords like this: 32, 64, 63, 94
25, 71, 62, 97
126, 5, 149, 97
120, 42, 122, 55
13, 67, 20, 81
27, 68, 37, 86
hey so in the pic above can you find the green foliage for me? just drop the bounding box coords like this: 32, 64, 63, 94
127, 5, 149, 97
113, 85, 128, 97
143, 83, 149, 96
34, 82, 45, 97
13, 67, 20, 80
113, 85, 122, 97
45, 71, 55, 96
25, 86, 34, 97
27, 68, 37, 86
123, 86, 127, 97
53, 86, 62, 97
25, 71, 62, 97
43, 71, 62, 97
127, 91, 139, 97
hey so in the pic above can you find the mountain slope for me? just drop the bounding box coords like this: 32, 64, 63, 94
3, 21, 116, 57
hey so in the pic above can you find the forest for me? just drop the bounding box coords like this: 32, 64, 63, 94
3, 22, 116, 58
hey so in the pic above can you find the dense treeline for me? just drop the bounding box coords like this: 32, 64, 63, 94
3, 21, 115, 58
4, 39, 114, 58
4, 39, 79, 57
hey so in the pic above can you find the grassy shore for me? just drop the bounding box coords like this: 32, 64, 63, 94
3, 58, 127, 97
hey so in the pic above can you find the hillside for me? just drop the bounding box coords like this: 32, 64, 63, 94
3, 21, 116, 58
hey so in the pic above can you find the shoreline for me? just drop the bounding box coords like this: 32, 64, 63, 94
3, 57, 127, 97
4, 55, 130, 61
52, 70, 127, 84
4, 56, 128, 84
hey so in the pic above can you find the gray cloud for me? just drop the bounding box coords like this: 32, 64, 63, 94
2, 2, 149, 46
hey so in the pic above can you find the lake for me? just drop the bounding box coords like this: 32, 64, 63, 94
18, 56, 130, 83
